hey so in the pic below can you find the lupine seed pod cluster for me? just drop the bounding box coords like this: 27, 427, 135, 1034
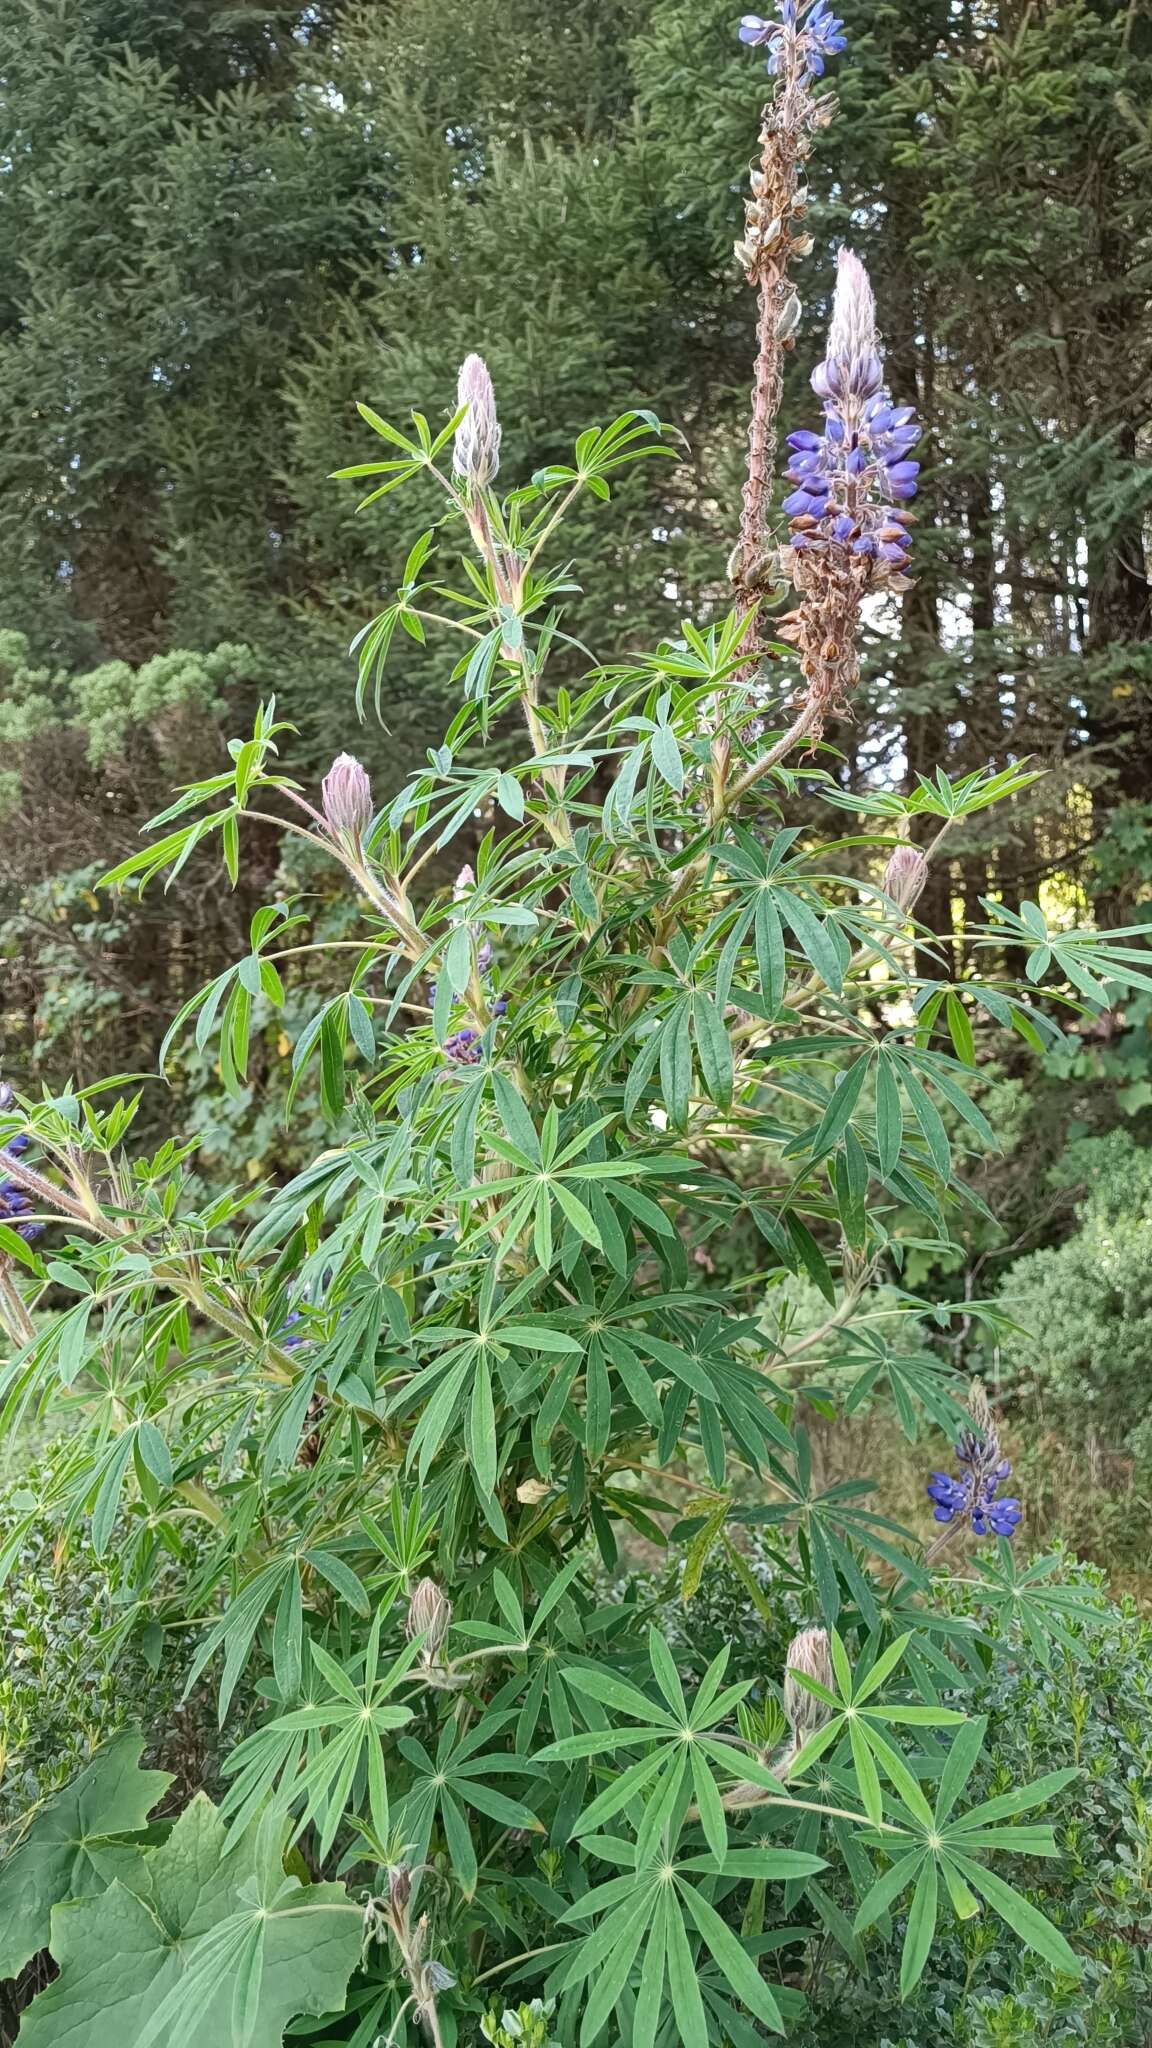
729, 5, 844, 612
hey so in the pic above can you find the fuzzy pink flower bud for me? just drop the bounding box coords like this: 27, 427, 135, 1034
453, 354, 502, 486
406, 1577, 452, 1662
883, 842, 928, 914
321, 753, 373, 845
783, 1626, 833, 1740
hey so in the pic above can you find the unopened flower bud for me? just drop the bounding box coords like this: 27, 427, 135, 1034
783, 1626, 833, 1741
321, 753, 373, 845
406, 1576, 452, 1660
410, 1911, 429, 1963
388, 1863, 411, 1913
883, 843, 928, 914
958, 1376, 1001, 1472
453, 354, 502, 487
453, 863, 475, 900
0, 1083, 13, 1113
827, 247, 877, 370
967, 1377, 993, 1440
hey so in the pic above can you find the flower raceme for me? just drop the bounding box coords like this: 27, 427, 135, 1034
739, 1, 847, 83
0, 1139, 40, 1244
927, 1383, 1023, 1541
0, 1081, 42, 1243
770, 241, 921, 731
782, 246, 920, 575
926, 1462, 1022, 1540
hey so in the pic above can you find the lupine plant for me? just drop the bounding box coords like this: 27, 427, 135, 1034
1, 6, 1148, 2044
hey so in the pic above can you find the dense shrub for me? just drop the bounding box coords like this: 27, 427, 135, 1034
0, 1453, 229, 1830
996, 1132, 1152, 1469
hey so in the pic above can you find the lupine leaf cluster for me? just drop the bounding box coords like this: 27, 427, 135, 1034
1, 4, 1148, 2043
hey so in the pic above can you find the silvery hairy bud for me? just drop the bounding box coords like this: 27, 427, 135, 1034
453, 354, 502, 487
783, 1627, 833, 1741
388, 1863, 411, 1914
406, 1577, 452, 1662
0, 1082, 13, 1112
321, 753, 373, 846
962, 1376, 1000, 1468
826, 246, 877, 369
883, 842, 928, 914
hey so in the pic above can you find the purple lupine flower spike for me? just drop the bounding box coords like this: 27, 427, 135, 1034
739, 1, 846, 80
775, 243, 922, 728
0, 1104, 44, 1241
781, 245, 921, 575
926, 1382, 1021, 1541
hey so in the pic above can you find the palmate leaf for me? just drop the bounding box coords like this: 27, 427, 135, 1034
785, 1628, 966, 1826
852, 1718, 1083, 1993
18, 1796, 362, 2048
969, 1542, 1105, 1662
553, 1840, 826, 2047
0, 1737, 172, 1979
539, 1629, 809, 1859
840, 1334, 972, 1442
730, 1431, 926, 1625
396, 1709, 545, 1900
219, 1614, 418, 1853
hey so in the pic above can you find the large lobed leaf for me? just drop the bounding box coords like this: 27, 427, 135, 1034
17, 1794, 363, 2048
0, 1736, 172, 1980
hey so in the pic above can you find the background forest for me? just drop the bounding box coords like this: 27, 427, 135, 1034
2, 0, 1150, 1563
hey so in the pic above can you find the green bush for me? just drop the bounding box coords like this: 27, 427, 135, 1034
4, 5, 1152, 2041
996, 1132, 1152, 1468
0, 1453, 228, 1832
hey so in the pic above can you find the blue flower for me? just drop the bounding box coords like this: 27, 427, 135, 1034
444, 1028, 482, 1066
927, 1455, 1021, 1540
0, 1130, 42, 1241
739, 2, 846, 81
782, 381, 920, 569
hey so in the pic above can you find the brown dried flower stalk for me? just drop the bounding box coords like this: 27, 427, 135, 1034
730, 43, 837, 624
